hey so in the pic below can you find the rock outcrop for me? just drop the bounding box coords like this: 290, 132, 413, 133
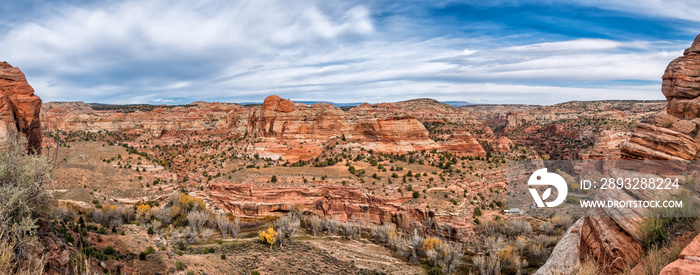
0, 62, 42, 152
44, 95, 487, 161
577, 34, 700, 274
491, 136, 513, 152
534, 219, 584, 275
660, 234, 700, 274
208, 181, 471, 240
663, 34, 700, 119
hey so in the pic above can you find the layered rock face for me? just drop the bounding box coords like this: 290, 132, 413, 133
663, 34, 700, 119
208, 182, 470, 240
44, 95, 487, 161
0, 62, 42, 151
578, 35, 700, 274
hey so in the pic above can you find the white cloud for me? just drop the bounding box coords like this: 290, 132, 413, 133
0, 0, 689, 104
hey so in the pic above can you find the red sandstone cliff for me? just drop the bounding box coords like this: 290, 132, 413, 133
0, 62, 42, 151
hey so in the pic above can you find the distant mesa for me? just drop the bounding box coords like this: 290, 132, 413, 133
0, 62, 42, 152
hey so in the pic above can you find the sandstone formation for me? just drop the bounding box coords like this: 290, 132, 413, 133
660, 234, 700, 275
208, 182, 470, 240
43, 95, 487, 161
534, 219, 584, 275
491, 136, 513, 152
663, 33, 700, 119
575, 34, 700, 274
0, 62, 42, 151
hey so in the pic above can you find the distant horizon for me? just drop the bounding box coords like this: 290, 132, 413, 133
3, 1, 696, 105
46, 97, 668, 108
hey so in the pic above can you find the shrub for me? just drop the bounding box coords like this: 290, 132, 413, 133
136, 204, 152, 221
505, 219, 532, 236
305, 215, 323, 238
221, 254, 226, 260
259, 228, 277, 248
175, 260, 184, 271
216, 214, 239, 239
275, 215, 300, 246
326, 219, 340, 239
103, 246, 116, 255
152, 207, 173, 225
188, 210, 212, 231
0, 136, 51, 272
186, 271, 195, 275
421, 238, 442, 251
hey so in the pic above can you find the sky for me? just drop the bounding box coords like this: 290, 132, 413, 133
1, 0, 698, 105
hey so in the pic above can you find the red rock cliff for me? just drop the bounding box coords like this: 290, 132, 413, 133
0, 62, 42, 152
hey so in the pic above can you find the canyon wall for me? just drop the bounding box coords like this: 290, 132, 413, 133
0, 62, 42, 152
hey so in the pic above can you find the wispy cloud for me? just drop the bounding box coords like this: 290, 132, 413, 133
0, 0, 696, 105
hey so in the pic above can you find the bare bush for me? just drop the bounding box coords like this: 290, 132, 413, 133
215, 214, 239, 239
183, 227, 198, 245
326, 218, 340, 238
484, 235, 505, 254
341, 222, 356, 240
483, 220, 500, 236
505, 219, 532, 237
406, 230, 425, 264
149, 220, 162, 231
473, 254, 500, 275
540, 222, 554, 235
307, 215, 323, 238
275, 214, 300, 246
200, 228, 214, 243
153, 207, 173, 225
188, 210, 212, 231
438, 242, 464, 274
372, 222, 397, 245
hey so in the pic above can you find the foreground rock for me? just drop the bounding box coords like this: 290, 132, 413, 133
660, 234, 700, 275
0, 62, 42, 151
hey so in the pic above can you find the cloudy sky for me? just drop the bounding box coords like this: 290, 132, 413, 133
1, 0, 698, 105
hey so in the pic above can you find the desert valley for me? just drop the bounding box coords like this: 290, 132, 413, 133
2, 6, 700, 275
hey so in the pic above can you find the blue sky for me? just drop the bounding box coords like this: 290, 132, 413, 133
0, 0, 698, 105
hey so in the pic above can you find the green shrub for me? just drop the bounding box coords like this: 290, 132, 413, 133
175, 260, 184, 271
186, 271, 195, 275
103, 246, 116, 255
221, 254, 226, 260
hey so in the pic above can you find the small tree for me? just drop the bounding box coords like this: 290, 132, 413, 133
259, 228, 277, 248
271, 175, 278, 183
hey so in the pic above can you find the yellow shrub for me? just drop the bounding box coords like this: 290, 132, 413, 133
259, 227, 277, 247
178, 194, 206, 211
171, 205, 182, 217
179, 194, 195, 208
421, 238, 443, 251
102, 204, 116, 212
137, 204, 152, 219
